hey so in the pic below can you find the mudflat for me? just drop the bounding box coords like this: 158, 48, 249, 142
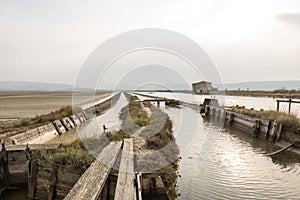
0, 91, 110, 119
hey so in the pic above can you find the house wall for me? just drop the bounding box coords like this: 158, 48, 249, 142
192, 82, 213, 94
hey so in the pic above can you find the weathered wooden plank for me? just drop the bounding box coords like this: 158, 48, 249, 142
48, 165, 58, 200
64, 141, 122, 200
0, 143, 9, 190
114, 139, 135, 200
6, 143, 61, 151
28, 160, 38, 199
136, 173, 142, 200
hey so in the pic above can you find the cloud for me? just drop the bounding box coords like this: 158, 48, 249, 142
277, 13, 300, 26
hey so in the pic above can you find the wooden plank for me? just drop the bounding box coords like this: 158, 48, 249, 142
28, 160, 38, 199
48, 165, 58, 200
64, 141, 122, 200
0, 143, 9, 190
114, 139, 135, 200
136, 173, 143, 200
5, 143, 61, 151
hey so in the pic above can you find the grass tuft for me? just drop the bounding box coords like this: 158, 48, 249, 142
230, 107, 300, 132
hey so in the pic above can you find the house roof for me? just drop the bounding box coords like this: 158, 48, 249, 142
192, 81, 212, 85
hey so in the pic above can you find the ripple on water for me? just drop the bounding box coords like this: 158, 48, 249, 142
169, 107, 300, 200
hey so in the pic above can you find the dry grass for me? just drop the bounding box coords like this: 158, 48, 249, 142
0, 105, 82, 135
29, 139, 95, 170
225, 90, 300, 99
230, 107, 300, 132
119, 96, 151, 134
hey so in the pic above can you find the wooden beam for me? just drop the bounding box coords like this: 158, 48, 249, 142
277, 100, 300, 104
48, 165, 58, 200
114, 139, 135, 200
64, 141, 122, 200
5, 143, 61, 151
136, 173, 143, 200
0, 143, 9, 192
27, 160, 38, 199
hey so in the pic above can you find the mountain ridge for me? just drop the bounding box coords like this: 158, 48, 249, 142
0, 80, 299, 91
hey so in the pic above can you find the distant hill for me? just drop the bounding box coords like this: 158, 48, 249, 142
0, 81, 75, 91
0, 80, 299, 91
215, 80, 300, 91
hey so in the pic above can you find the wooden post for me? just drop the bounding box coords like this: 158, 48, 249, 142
276, 123, 282, 142
229, 113, 234, 127
28, 160, 38, 199
252, 120, 260, 138
205, 106, 210, 117
288, 98, 292, 115
25, 144, 32, 161
0, 143, 9, 187
48, 165, 58, 200
269, 121, 278, 143
276, 98, 300, 115
136, 173, 142, 200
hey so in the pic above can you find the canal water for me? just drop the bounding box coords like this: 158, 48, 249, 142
49, 93, 128, 144
134, 92, 300, 199
138, 92, 300, 117
2, 92, 299, 200
53, 92, 300, 199
165, 106, 300, 200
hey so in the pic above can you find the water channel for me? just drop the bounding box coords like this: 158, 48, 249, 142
1, 92, 300, 200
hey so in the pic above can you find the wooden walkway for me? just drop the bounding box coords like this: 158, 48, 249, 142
114, 139, 135, 200
64, 141, 122, 200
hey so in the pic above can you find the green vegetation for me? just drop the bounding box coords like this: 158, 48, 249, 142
106, 130, 130, 141
128, 100, 151, 126
230, 107, 300, 132
95, 93, 121, 116
144, 109, 174, 149
1, 105, 82, 135
27, 139, 94, 171
32, 105, 80, 124
50, 139, 94, 169
159, 162, 179, 200
124, 97, 179, 199
119, 96, 151, 134
225, 89, 300, 99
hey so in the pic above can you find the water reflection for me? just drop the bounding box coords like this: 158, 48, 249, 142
165, 106, 300, 200
138, 92, 300, 117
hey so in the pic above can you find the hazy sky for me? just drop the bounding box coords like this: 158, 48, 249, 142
1, 0, 300, 87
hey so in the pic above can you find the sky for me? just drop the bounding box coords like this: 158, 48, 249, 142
0, 0, 300, 89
